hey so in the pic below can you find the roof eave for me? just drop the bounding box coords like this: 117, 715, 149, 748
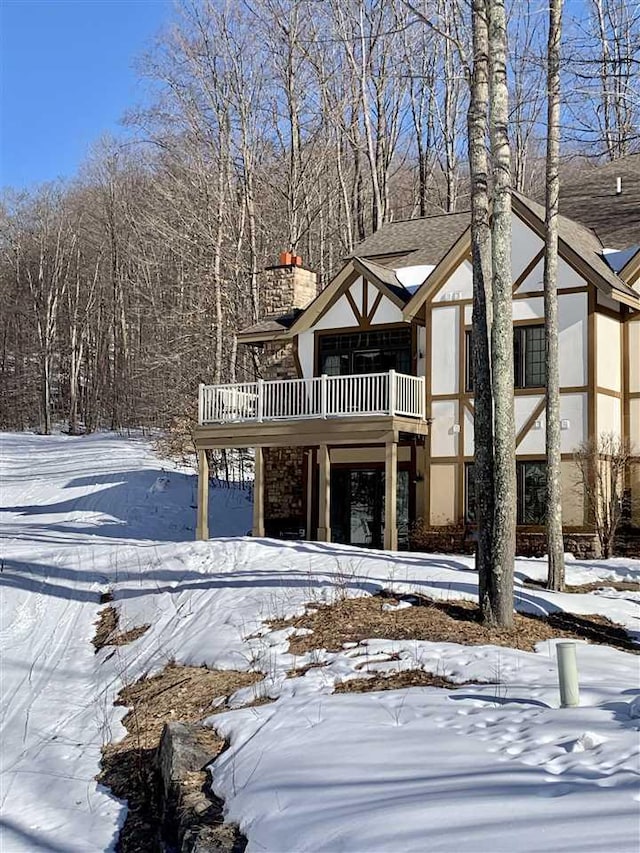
237, 329, 291, 345
610, 289, 640, 310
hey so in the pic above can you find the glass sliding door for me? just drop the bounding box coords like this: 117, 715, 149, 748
330, 467, 409, 549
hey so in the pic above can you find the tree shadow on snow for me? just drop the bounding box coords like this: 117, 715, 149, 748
0, 557, 381, 603
0, 817, 79, 853
0, 469, 198, 543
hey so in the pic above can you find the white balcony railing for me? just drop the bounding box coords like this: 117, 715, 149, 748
198, 370, 426, 425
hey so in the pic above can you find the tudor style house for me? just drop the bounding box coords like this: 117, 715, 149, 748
194, 155, 640, 556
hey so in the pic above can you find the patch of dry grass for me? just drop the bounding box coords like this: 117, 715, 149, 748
92, 605, 149, 652
524, 577, 639, 594
334, 670, 472, 693
272, 590, 637, 656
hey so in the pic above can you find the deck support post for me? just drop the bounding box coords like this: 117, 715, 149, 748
317, 443, 331, 541
196, 449, 209, 541
306, 449, 314, 539
253, 446, 265, 537
384, 437, 398, 551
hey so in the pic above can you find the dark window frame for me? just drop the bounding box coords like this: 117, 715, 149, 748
465, 323, 546, 392
317, 327, 413, 377
514, 324, 546, 389
465, 329, 474, 392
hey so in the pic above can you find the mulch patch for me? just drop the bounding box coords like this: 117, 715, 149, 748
272, 590, 637, 657
92, 605, 150, 652
99, 663, 261, 852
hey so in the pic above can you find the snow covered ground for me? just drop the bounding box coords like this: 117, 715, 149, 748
1, 433, 639, 852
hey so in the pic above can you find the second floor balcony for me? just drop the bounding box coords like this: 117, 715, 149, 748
198, 370, 426, 426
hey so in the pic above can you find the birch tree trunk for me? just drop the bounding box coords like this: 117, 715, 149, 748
488, 0, 516, 629
468, 0, 495, 621
544, 0, 565, 591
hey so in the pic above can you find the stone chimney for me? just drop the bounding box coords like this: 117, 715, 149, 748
260, 252, 318, 317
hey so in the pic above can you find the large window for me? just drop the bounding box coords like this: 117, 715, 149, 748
465, 323, 546, 391
318, 328, 412, 376
465, 460, 547, 525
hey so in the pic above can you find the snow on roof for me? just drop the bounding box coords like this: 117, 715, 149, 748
393, 263, 435, 290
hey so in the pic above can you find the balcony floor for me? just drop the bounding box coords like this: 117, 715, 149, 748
194, 413, 429, 450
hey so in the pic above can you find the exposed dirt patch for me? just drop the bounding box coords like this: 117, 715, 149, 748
99, 663, 261, 852
523, 577, 639, 594
92, 605, 150, 652
335, 670, 474, 693
272, 590, 637, 655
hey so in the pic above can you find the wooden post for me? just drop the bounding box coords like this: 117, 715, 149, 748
196, 449, 209, 541
198, 383, 205, 425
320, 374, 328, 419
317, 443, 331, 541
306, 450, 313, 539
388, 368, 396, 415
253, 446, 265, 537
384, 438, 398, 551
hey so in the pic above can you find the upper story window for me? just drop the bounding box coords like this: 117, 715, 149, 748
465, 323, 546, 391
514, 324, 545, 388
318, 328, 412, 376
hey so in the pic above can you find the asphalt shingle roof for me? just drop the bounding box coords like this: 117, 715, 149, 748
558, 154, 640, 250
351, 211, 470, 266
237, 309, 302, 339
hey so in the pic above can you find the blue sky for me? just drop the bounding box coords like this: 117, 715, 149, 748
1, 0, 171, 189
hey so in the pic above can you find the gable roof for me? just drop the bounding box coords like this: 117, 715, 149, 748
351, 211, 470, 266
514, 193, 639, 305
237, 256, 413, 343
404, 193, 640, 318
286, 257, 411, 337
558, 153, 640, 249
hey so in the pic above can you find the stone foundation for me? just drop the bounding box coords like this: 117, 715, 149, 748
264, 447, 306, 537
615, 527, 640, 559
409, 524, 601, 559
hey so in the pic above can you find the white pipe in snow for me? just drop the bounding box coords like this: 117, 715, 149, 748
557, 642, 580, 707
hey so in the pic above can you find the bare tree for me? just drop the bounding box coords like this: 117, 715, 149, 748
544, 0, 565, 590
468, 0, 495, 624
508, 0, 546, 193
575, 433, 633, 558
5, 188, 77, 434
565, 0, 640, 158
488, 0, 516, 628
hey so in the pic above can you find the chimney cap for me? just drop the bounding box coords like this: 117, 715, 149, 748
277, 251, 303, 267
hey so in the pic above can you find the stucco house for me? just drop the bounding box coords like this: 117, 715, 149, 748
194, 155, 640, 557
